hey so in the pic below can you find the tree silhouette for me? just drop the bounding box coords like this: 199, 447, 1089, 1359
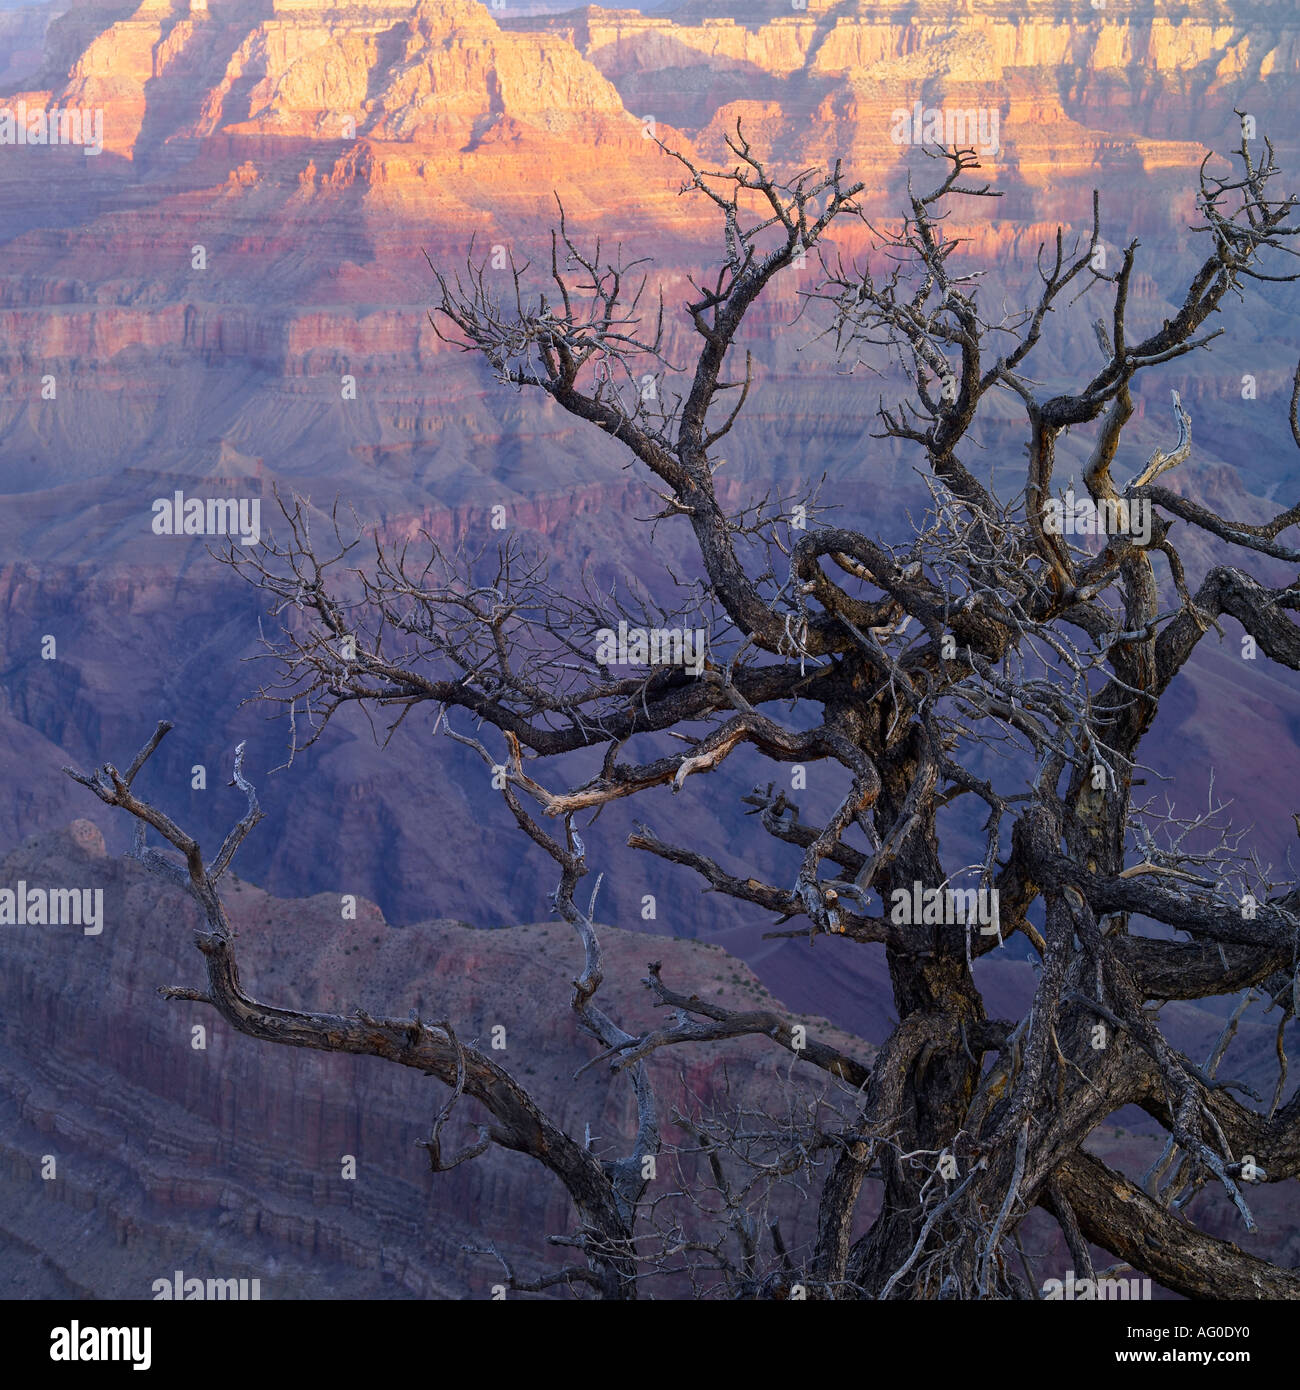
69, 126, 1300, 1299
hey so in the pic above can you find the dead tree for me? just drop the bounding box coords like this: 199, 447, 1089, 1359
68, 125, 1300, 1298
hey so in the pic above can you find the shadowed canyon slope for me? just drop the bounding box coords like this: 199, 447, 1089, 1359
1, 0, 1299, 1294
0, 822, 879, 1297
4, 824, 1298, 1298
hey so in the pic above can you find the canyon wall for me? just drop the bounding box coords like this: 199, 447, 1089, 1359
0, 0, 1298, 1295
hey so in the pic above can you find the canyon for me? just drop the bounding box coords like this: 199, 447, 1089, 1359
0, 0, 1298, 1295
